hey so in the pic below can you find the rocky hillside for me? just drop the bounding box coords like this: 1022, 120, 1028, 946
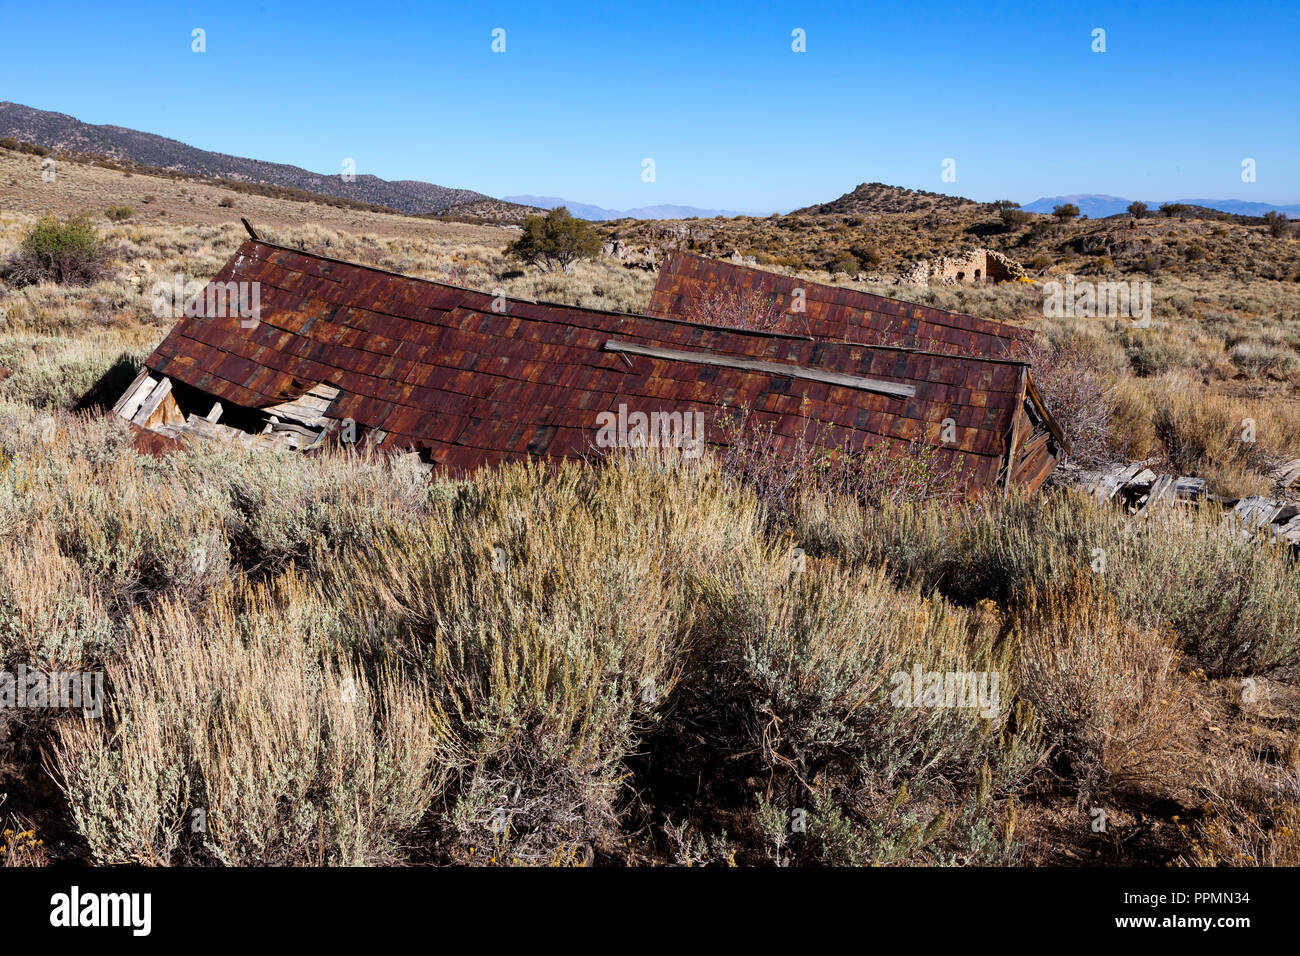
603, 182, 1300, 283
792, 181, 987, 217
0, 101, 533, 219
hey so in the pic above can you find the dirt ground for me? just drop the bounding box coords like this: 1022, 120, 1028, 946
0, 150, 517, 244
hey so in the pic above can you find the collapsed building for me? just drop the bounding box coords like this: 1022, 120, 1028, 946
114, 224, 1066, 493
650, 251, 1033, 355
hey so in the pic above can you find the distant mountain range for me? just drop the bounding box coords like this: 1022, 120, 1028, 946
504, 195, 756, 221
1023, 194, 1300, 219
0, 101, 518, 217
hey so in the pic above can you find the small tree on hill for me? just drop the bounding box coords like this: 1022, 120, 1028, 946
1127, 201, 1148, 219
1052, 203, 1080, 222
507, 207, 602, 272
994, 200, 1030, 230
1263, 210, 1292, 238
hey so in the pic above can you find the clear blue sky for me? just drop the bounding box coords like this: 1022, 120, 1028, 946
2, 0, 1296, 211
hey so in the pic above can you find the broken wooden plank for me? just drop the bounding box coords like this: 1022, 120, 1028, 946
112, 368, 153, 418
1274, 458, 1300, 488
117, 372, 160, 422
1137, 474, 1174, 516
131, 377, 173, 427
603, 340, 917, 398
1127, 468, 1157, 488
1172, 476, 1207, 500
265, 384, 340, 426
1233, 496, 1284, 529
152, 389, 185, 428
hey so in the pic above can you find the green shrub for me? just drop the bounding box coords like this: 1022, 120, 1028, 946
2, 211, 109, 287
828, 253, 860, 274
1121, 332, 1197, 377
105, 206, 133, 222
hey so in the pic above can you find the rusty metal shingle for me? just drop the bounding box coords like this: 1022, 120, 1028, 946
649, 251, 1033, 356
131, 238, 1045, 492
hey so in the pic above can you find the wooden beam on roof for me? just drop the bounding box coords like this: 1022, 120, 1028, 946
603, 340, 917, 399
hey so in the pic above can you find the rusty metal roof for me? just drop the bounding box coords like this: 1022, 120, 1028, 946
649, 251, 1033, 356
136, 237, 1040, 490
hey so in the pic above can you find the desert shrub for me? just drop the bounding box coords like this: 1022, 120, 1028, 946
698, 561, 1007, 787
1150, 388, 1276, 491
51, 576, 452, 865
1228, 340, 1300, 380
1107, 377, 1158, 459
1015, 331, 1123, 468
104, 207, 133, 222
0, 528, 113, 669
828, 253, 860, 275
996, 201, 1031, 230
339, 456, 762, 862
660, 549, 1042, 866
37, 453, 230, 617
1140, 253, 1164, 275
0, 817, 48, 867
1051, 204, 1080, 221
1120, 330, 1199, 377
1179, 750, 1300, 866
1, 347, 148, 410
850, 243, 882, 267
1107, 510, 1300, 678
1, 212, 110, 287
795, 488, 1300, 679
678, 283, 784, 331
1263, 211, 1292, 239
207, 446, 433, 577
1014, 578, 1183, 802
716, 405, 966, 518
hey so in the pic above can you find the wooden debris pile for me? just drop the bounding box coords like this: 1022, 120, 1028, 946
112, 369, 349, 453
1079, 461, 1300, 546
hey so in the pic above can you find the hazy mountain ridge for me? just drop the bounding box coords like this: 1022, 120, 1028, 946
505, 194, 754, 221
1024, 193, 1300, 218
